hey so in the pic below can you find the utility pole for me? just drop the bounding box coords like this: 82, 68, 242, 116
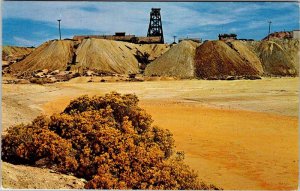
57, 19, 61, 40
268, 21, 272, 41
173, 35, 177, 43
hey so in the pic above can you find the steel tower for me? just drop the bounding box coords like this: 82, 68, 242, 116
147, 8, 164, 43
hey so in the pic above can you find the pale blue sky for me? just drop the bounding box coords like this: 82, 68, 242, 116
2, 2, 299, 46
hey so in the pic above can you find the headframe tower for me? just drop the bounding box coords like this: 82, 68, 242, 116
147, 8, 164, 43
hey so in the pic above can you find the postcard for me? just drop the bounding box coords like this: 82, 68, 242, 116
1, 1, 299, 190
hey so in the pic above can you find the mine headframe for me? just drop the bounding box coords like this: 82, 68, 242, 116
147, 8, 164, 43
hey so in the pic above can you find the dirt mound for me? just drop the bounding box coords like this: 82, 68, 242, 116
245, 39, 299, 75
194, 40, 261, 78
73, 38, 139, 74
2, 46, 34, 62
229, 41, 264, 74
255, 41, 297, 76
10, 40, 75, 75
277, 40, 299, 73
144, 41, 199, 78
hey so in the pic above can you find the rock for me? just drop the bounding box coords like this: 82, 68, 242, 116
85, 70, 95, 76
33, 72, 45, 78
206, 76, 219, 80
41, 69, 49, 74
15, 79, 30, 84
243, 75, 262, 80
50, 70, 60, 75
57, 71, 70, 76
226, 76, 236, 80
48, 77, 58, 83
35, 158, 50, 167
128, 73, 136, 78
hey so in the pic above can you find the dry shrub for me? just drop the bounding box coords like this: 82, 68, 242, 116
2, 92, 220, 190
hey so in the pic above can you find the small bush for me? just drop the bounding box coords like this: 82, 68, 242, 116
2, 92, 220, 189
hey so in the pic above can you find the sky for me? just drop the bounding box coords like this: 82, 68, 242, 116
2, 1, 299, 47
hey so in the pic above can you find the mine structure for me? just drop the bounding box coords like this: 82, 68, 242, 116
178, 37, 202, 43
147, 8, 164, 43
218, 33, 255, 41
73, 8, 164, 44
73, 32, 135, 42
218, 33, 237, 41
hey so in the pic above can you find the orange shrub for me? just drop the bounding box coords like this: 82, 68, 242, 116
2, 92, 220, 190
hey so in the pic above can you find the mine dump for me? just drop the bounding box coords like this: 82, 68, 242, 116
145, 40, 198, 78
2, 4, 299, 191
2, 6, 299, 84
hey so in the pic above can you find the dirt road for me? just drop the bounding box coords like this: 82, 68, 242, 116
2, 77, 299, 189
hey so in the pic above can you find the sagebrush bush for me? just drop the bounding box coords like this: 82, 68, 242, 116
2, 92, 220, 190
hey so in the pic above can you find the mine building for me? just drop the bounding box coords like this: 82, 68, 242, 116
218, 33, 237, 41
292, 30, 300, 39
239, 39, 254, 41
73, 8, 165, 44
73, 32, 135, 42
178, 37, 202, 43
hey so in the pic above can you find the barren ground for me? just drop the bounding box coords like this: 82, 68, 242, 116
2, 77, 299, 190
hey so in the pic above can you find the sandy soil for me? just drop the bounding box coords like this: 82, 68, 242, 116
2, 77, 299, 190
2, 162, 85, 189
